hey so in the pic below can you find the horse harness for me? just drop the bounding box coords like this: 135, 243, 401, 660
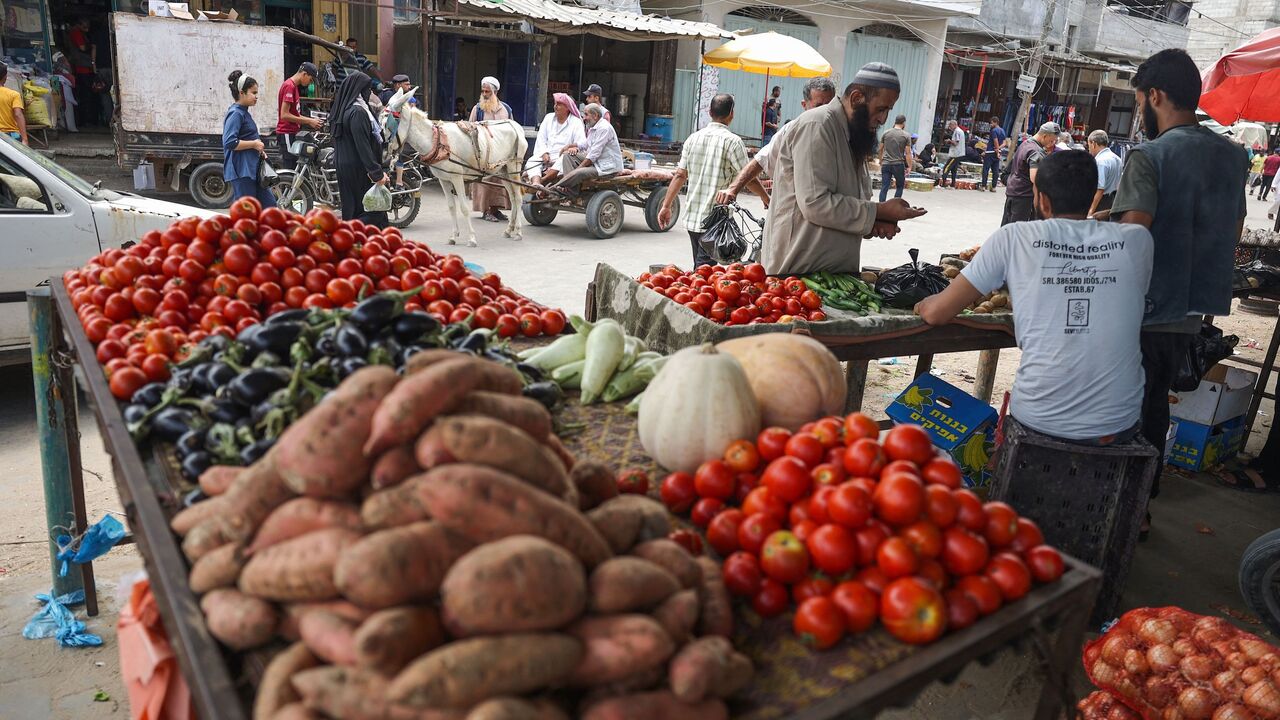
408, 113, 512, 180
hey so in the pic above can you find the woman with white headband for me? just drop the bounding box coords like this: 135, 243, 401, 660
222, 70, 277, 207
467, 76, 514, 222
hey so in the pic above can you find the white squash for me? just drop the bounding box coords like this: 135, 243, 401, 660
638, 343, 761, 473
717, 333, 846, 431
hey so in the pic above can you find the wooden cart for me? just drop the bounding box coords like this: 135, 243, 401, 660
521, 171, 681, 240
32, 279, 1099, 720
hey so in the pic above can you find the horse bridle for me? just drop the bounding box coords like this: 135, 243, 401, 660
397, 108, 512, 181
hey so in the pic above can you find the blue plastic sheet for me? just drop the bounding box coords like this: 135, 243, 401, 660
22, 589, 103, 647
56, 515, 125, 578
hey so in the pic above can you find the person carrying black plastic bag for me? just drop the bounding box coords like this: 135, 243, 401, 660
331, 73, 388, 228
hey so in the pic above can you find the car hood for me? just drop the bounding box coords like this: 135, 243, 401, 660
91, 194, 216, 249
101, 192, 217, 219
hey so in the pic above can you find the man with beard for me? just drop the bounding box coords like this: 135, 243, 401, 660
1109, 48, 1248, 522
1001, 122, 1059, 226
761, 63, 925, 276
550, 104, 622, 197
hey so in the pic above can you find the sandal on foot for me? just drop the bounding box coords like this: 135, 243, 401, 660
1213, 466, 1280, 493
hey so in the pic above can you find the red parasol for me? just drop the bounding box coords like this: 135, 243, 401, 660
1200, 27, 1280, 124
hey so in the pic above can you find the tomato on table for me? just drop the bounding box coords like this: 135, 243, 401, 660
761, 455, 811, 503
807, 523, 857, 576
756, 427, 792, 462
737, 512, 781, 555
880, 576, 946, 644
883, 424, 936, 465
760, 530, 809, 585
659, 472, 697, 513
752, 578, 789, 618
1024, 545, 1064, 583
616, 468, 649, 495
794, 596, 846, 650
694, 460, 736, 500
690, 497, 725, 528
941, 526, 990, 577
831, 580, 879, 632
722, 552, 763, 596
707, 509, 744, 556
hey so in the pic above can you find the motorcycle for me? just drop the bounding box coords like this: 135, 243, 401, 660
270, 131, 425, 229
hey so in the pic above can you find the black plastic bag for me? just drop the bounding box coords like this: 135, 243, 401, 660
874, 248, 949, 309
1172, 322, 1239, 392
698, 205, 746, 265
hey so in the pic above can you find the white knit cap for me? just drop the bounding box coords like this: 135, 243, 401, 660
481, 76, 500, 91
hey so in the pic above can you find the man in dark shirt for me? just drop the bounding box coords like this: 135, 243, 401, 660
1259, 148, 1280, 202
1110, 48, 1248, 522
982, 116, 1007, 192
1001, 122, 1059, 226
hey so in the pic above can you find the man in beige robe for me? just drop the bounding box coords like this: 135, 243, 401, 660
762, 63, 926, 276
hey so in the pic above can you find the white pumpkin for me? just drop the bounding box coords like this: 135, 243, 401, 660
638, 343, 761, 473
717, 333, 846, 431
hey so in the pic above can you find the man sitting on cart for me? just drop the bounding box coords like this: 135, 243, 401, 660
526, 93, 587, 186
548, 104, 622, 198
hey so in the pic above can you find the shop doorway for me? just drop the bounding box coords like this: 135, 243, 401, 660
266, 0, 314, 77
434, 34, 535, 125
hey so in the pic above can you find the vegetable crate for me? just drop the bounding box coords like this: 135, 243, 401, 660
885, 373, 997, 489
987, 420, 1159, 625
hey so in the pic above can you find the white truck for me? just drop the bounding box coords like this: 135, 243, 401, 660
0, 135, 210, 364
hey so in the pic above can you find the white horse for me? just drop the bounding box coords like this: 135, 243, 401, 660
384, 90, 526, 247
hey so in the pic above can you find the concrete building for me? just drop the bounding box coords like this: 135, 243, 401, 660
1186, 0, 1280, 69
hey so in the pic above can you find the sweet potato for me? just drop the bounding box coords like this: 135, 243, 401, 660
299, 609, 359, 665
249, 498, 363, 554
271, 703, 321, 720
581, 691, 728, 720
546, 433, 576, 473
453, 391, 553, 442
589, 557, 680, 613
293, 666, 457, 720
359, 477, 431, 529
238, 527, 361, 602
586, 496, 670, 554
388, 633, 582, 709
651, 589, 699, 645
466, 698, 570, 720
630, 539, 700, 589
441, 536, 586, 637
183, 454, 294, 561
276, 366, 399, 498
695, 557, 733, 638
578, 666, 667, 705
415, 416, 573, 502
566, 615, 675, 686
171, 496, 229, 537
189, 542, 246, 594
570, 461, 617, 511
334, 521, 473, 609
199, 465, 243, 497
365, 357, 523, 457
370, 445, 422, 490
254, 642, 319, 720
667, 636, 752, 702
353, 606, 445, 675
279, 601, 371, 642
411, 464, 611, 568
403, 348, 468, 375
201, 588, 278, 651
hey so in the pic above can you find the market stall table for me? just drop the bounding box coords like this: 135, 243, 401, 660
35, 277, 1099, 720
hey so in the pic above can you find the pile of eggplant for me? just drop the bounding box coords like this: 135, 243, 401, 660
123, 289, 562, 482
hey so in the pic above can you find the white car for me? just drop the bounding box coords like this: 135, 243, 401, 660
0, 135, 214, 364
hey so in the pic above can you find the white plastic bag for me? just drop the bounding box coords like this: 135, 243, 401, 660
363, 183, 392, 212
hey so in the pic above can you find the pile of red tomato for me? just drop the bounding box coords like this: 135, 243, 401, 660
63, 197, 565, 400
657, 414, 1066, 648
635, 263, 827, 325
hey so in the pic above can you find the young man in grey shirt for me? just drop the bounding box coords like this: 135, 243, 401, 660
878, 114, 913, 202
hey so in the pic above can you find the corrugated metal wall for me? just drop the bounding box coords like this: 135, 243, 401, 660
841, 32, 930, 140
713, 16, 822, 143
673, 68, 696, 139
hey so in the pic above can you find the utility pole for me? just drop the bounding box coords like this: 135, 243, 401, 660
1007, 0, 1060, 155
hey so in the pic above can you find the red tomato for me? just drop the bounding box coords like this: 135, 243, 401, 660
831, 580, 879, 632
690, 460, 733, 501
743, 263, 766, 283
85, 317, 113, 343
876, 536, 920, 580
284, 286, 308, 308
140, 353, 170, 382
785, 432, 825, 468
302, 293, 332, 310
794, 597, 846, 650
917, 558, 948, 591
761, 531, 809, 585
107, 366, 148, 400
251, 263, 280, 285
738, 512, 782, 555
883, 460, 921, 479
811, 462, 846, 488
223, 244, 256, 275
131, 287, 161, 316
1024, 545, 1064, 583
752, 578, 789, 618
944, 588, 980, 630
714, 278, 741, 302
828, 482, 873, 529
953, 489, 987, 532
306, 208, 339, 234
659, 472, 697, 513
143, 329, 178, 357
810, 418, 844, 448
792, 575, 835, 604
985, 553, 1032, 601
941, 527, 990, 577
268, 246, 296, 269
104, 294, 135, 322
259, 206, 287, 230
843, 438, 886, 477
723, 439, 760, 473
707, 509, 744, 556
983, 502, 1020, 548
922, 458, 963, 488
807, 486, 836, 525
883, 424, 936, 465
1009, 518, 1045, 554
741, 487, 788, 523
880, 577, 946, 645
755, 427, 792, 462
494, 313, 520, 338
326, 278, 356, 306
873, 475, 925, 526
690, 497, 725, 528
539, 310, 565, 336
668, 529, 703, 556
900, 521, 944, 559
761, 456, 811, 504
807, 523, 858, 576
229, 195, 262, 221
194, 217, 225, 243
178, 259, 206, 284
616, 468, 649, 495
722, 551, 763, 596
95, 338, 128, 364
855, 566, 888, 595
844, 412, 880, 441
470, 305, 498, 330
790, 519, 818, 543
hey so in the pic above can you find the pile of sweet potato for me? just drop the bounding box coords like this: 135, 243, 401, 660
170, 351, 752, 720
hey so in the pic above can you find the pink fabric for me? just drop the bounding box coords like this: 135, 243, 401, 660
1201, 27, 1280, 124
553, 92, 581, 119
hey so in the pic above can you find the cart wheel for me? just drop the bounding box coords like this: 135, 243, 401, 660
585, 190, 624, 239
522, 199, 558, 226
644, 185, 680, 232
1239, 528, 1280, 637
189, 162, 233, 209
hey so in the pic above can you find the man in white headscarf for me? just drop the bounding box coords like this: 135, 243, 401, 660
467, 76, 514, 222
526, 92, 586, 185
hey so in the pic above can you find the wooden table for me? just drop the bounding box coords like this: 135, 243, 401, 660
34, 280, 1097, 720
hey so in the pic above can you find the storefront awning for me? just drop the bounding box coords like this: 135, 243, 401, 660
447, 0, 734, 41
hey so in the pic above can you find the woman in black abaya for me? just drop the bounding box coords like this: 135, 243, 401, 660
330, 73, 389, 227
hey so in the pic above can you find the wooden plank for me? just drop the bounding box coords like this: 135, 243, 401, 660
645, 40, 677, 116
818, 325, 1018, 363
50, 280, 247, 720
845, 360, 868, 414
974, 348, 1001, 402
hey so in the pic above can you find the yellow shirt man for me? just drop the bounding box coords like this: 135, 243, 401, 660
0, 85, 27, 143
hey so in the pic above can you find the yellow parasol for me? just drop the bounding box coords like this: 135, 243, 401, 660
702, 31, 833, 138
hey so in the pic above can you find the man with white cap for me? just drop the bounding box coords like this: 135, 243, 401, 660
468, 76, 514, 222
761, 62, 926, 276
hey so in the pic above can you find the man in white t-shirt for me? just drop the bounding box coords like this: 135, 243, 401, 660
916, 150, 1154, 442
941, 120, 966, 188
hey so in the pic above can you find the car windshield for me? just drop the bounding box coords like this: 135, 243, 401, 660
1, 134, 121, 201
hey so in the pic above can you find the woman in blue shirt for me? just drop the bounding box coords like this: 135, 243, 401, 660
222, 70, 277, 207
